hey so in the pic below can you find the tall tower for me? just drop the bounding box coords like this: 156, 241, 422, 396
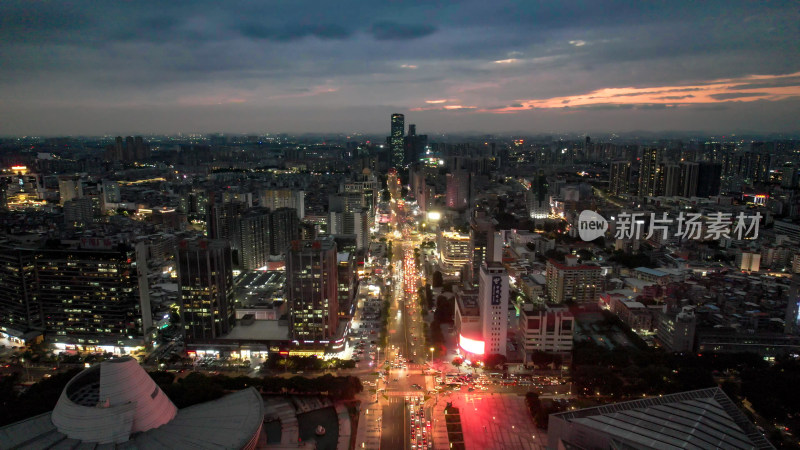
638, 147, 662, 197
679, 162, 700, 197
237, 207, 271, 270
177, 239, 235, 342
390, 113, 405, 168
286, 239, 339, 341
609, 161, 631, 196
478, 262, 509, 356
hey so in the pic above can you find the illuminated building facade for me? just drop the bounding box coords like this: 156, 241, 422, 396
638, 147, 662, 197
438, 230, 473, 276
526, 169, 550, 219
546, 256, 602, 304
237, 207, 271, 270
389, 113, 405, 168
286, 239, 339, 341
177, 239, 235, 342
518, 304, 573, 364
454, 289, 484, 355
260, 189, 304, 219
609, 161, 631, 196
0, 248, 40, 342
39, 245, 151, 351
479, 262, 509, 356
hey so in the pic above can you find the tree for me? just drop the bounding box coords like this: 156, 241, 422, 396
483, 354, 507, 370
452, 357, 463, 369
381, 189, 391, 202
432, 270, 443, 288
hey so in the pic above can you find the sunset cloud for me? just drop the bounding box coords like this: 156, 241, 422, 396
482, 72, 800, 113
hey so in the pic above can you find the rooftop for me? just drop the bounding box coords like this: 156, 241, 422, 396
551, 387, 772, 450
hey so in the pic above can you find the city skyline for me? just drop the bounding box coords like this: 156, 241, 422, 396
1, 1, 799, 135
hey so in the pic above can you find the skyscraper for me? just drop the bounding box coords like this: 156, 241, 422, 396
697, 162, 723, 197
0, 248, 39, 341
237, 207, 271, 270
609, 161, 631, 196
446, 171, 472, 210
404, 124, 428, 164
390, 113, 405, 168
679, 162, 700, 197
526, 169, 549, 218
286, 239, 339, 341
479, 262, 509, 356
638, 147, 662, 197
177, 239, 235, 342
659, 164, 682, 197
269, 207, 300, 255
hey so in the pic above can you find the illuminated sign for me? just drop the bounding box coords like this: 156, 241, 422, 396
426, 211, 441, 221
491, 276, 503, 305
459, 334, 485, 355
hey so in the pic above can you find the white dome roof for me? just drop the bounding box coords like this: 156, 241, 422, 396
51, 356, 177, 444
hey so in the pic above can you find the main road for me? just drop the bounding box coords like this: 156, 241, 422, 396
380, 197, 431, 450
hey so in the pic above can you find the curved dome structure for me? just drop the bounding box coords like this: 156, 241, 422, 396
0, 356, 265, 449
51, 356, 177, 444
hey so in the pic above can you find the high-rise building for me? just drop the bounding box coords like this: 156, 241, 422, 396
58, 176, 82, 206
679, 162, 699, 197
207, 200, 246, 257
446, 171, 472, 210
546, 256, 603, 304
269, 207, 300, 255
260, 189, 305, 219
609, 161, 631, 196
455, 288, 483, 356
39, 245, 151, 350
237, 207, 271, 270
342, 172, 380, 219
286, 239, 339, 341
105, 136, 150, 162
478, 262, 509, 356
656, 307, 697, 352
0, 248, 39, 341
785, 276, 800, 335
696, 162, 722, 197
389, 113, 405, 168
177, 239, 235, 342
63, 198, 94, 228
659, 164, 682, 197
0, 243, 153, 351
102, 180, 121, 204
526, 169, 550, 219
638, 147, 662, 197
438, 230, 473, 276
518, 304, 574, 362
404, 124, 428, 164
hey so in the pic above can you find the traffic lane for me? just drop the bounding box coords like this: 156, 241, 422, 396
381, 394, 408, 450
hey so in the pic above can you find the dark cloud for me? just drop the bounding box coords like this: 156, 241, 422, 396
0, 0, 798, 134
240, 23, 351, 41
656, 95, 695, 100
368, 22, 436, 40
709, 92, 769, 100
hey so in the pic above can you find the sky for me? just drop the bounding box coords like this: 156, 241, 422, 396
1, 0, 799, 136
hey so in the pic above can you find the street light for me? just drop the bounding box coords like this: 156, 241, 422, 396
429, 347, 434, 365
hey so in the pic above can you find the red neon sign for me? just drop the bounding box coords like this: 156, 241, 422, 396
459, 334, 485, 355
